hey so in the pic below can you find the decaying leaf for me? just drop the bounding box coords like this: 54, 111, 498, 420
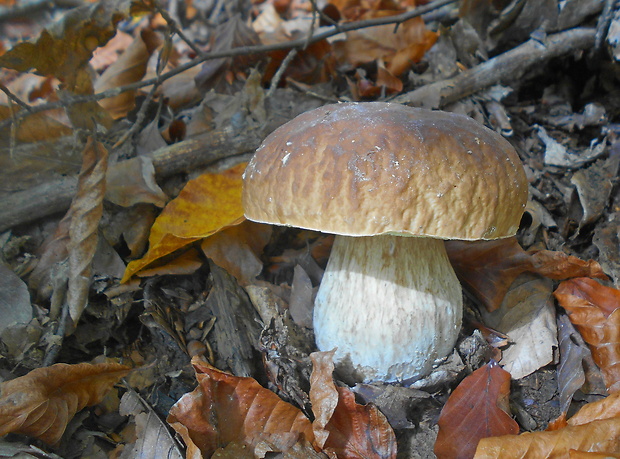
554, 278, 620, 393
167, 357, 315, 459
481, 274, 557, 379
435, 361, 518, 459
118, 389, 183, 459
67, 137, 108, 326
122, 162, 247, 282
200, 220, 272, 286
106, 156, 168, 208
476, 390, 620, 458
556, 313, 589, 415
94, 28, 162, 119
447, 238, 607, 312
0, 362, 130, 445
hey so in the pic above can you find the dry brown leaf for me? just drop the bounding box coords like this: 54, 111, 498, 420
567, 391, 620, 427
167, 357, 315, 458
200, 220, 272, 286
554, 278, 620, 393
94, 28, 162, 119
0, 362, 130, 445
332, 16, 437, 77
474, 418, 620, 458
528, 250, 608, 281
435, 360, 518, 459
106, 156, 168, 208
447, 238, 608, 312
310, 351, 397, 459
0, 106, 72, 142
66, 137, 108, 326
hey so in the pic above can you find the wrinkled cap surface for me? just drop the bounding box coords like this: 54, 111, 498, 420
242, 102, 528, 240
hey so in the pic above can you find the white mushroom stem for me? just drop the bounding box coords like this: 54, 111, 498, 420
313, 234, 463, 383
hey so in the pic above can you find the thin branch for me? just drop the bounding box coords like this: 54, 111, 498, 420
0, 84, 32, 111
266, 48, 298, 98
0, 0, 456, 130
154, 0, 207, 59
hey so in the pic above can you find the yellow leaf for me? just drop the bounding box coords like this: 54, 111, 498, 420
122, 162, 247, 282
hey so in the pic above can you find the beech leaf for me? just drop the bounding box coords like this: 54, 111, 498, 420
447, 238, 608, 312
67, 137, 108, 326
166, 357, 315, 459
0, 362, 130, 445
554, 278, 620, 393
434, 361, 519, 459
309, 351, 397, 459
474, 418, 620, 458
122, 162, 246, 282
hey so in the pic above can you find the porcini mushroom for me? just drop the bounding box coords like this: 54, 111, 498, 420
242, 102, 527, 383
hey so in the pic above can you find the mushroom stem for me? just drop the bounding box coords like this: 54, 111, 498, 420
313, 234, 463, 383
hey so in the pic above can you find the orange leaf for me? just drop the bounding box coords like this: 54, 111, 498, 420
122, 162, 247, 282
166, 357, 315, 458
554, 278, 620, 393
0, 362, 130, 445
310, 351, 397, 459
447, 238, 608, 312
434, 361, 518, 459
474, 418, 620, 458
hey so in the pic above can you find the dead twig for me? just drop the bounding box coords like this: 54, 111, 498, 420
394, 27, 597, 108
0, 0, 456, 131
266, 48, 298, 99
0, 127, 263, 232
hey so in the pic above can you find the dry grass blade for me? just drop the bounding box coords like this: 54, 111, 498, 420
67, 137, 108, 326
0, 362, 130, 445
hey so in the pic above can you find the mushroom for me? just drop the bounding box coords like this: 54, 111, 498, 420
242, 102, 527, 383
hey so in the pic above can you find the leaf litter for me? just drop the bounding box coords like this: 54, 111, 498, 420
1, 0, 620, 457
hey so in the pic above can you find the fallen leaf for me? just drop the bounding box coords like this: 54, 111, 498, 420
67, 137, 108, 326
434, 360, 519, 459
554, 278, 620, 393
106, 156, 168, 208
200, 220, 272, 286
446, 238, 608, 312
332, 16, 437, 77
118, 389, 183, 459
0, 362, 130, 445
94, 28, 162, 119
166, 357, 315, 459
122, 162, 247, 282
0, 263, 33, 334
310, 351, 397, 459
0, 106, 72, 142
481, 274, 557, 379
556, 312, 589, 415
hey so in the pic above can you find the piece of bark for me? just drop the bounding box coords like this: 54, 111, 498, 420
394, 27, 596, 108
206, 259, 262, 378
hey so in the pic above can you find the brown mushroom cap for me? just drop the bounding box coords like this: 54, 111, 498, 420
243, 102, 528, 240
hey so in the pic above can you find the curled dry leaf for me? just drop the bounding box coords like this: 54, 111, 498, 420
67, 137, 108, 326
434, 360, 518, 459
200, 220, 272, 286
476, 390, 620, 459
446, 238, 607, 312
94, 28, 162, 119
0, 362, 130, 445
554, 278, 620, 393
122, 162, 246, 282
166, 357, 315, 459
310, 351, 397, 459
